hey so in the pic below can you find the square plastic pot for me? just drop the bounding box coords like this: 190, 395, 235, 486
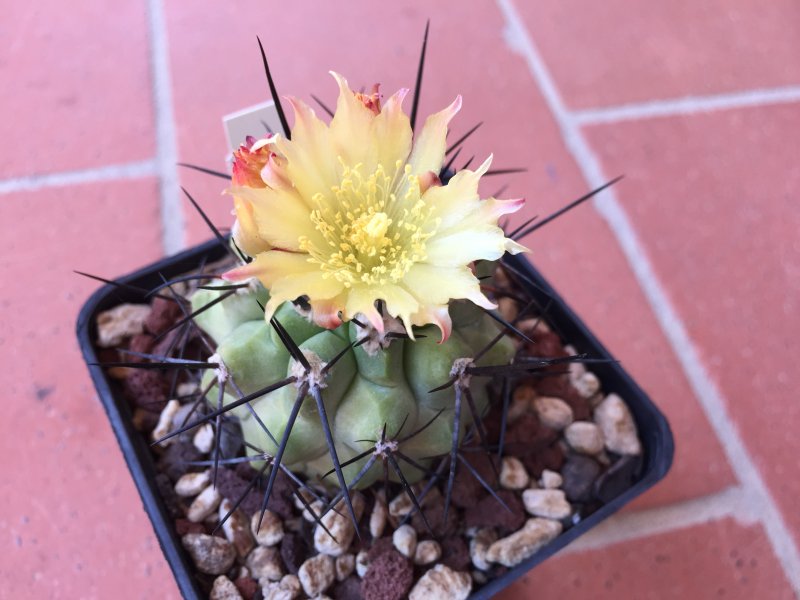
77, 238, 674, 599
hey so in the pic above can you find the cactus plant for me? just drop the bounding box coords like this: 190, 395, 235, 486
98, 30, 618, 536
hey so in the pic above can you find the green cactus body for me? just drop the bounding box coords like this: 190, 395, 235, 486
192, 283, 515, 489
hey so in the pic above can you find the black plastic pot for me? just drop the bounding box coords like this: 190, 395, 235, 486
77, 238, 674, 599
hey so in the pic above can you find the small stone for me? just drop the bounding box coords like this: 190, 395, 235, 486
175, 470, 211, 497
439, 536, 470, 571
574, 372, 601, 398
464, 490, 526, 535
470, 528, 497, 571
409, 564, 472, 600
298, 554, 335, 597
331, 576, 363, 600
561, 455, 602, 502
144, 295, 184, 335
413, 540, 442, 565
540, 469, 563, 489
314, 494, 365, 556
388, 492, 413, 518
234, 576, 259, 600
182, 533, 236, 575
247, 546, 283, 581
335, 553, 355, 581
96, 303, 151, 347
251, 510, 284, 547
486, 518, 562, 567
301, 499, 325, 522
151, 399, 181, 447
522, 489, 572, 520
391, 524, 417, 558
187, 485, 222, 522
361, 550, 413, 600
564, 421, 605, 455
369, 496, 387, 538
355, 550, 370, 577
594, 394, 642, 455
499, 456, 530, 490
174, 518, 205, 536
193, 423, 215, 453
124, 368, 169, 410
532, 396, 574, 430
261, 574, 301, 600
280, 533, 308, 575
176, 381, 199, 397
497, 297, 518, 322
220, 499, 255, 558
210, 575, 243, 600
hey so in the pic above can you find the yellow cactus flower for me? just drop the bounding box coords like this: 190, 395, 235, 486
223, 72, 527, 340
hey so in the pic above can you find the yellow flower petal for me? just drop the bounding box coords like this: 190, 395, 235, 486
329, 72, 379, 169
228, 186, 320, 251
407, 95, 461, 177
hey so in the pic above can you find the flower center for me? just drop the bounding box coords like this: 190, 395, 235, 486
299, 162, 439, 288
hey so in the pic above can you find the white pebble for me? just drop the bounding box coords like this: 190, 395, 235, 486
314, 494, 365, 556
392, 524, 418, 558
251, 510, 284, 547
470, 528, 497, 571
540, 469, 563, 489
409, 564, 472, 600
564, 421, 605, 455
247, 545, 283, 581
261, 573, 300, 600
500, 456, 530, 490
96, 303, 150, 347
210, 575, 242, 600
298, 554, 335, 597
369, 497, 387, 538
174, 470, 211, 497
522, 489, 572, 520
193, 423, 215, 453
187, 485, 221, 523
486, 518, 562, 567
532, 396, 574, 430
413, 540, 442, 565
355, 550, 369, 577
594, 394, 642, 456
388, 491, 413, 518
335, 553, 355, 581
219, 499, 255, 558
151, 399, 181, 447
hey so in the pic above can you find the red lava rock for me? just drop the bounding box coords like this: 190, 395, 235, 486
157, 442, 203, 482
331, 575, 364, 600
175, 518, 205, 536
366, 537, 396, 562
439, 535, 470, 571
411, 500, 459, 537
280, 532, 308, 575
360, 549, 413, 600
234, 576, 259, 600
525, 329, 567, 360
520, 441, 565, 477
504, 413, 559, 458
145, 296, 185, 335
155, 473, 184, 517
127, 333, 155, 361
124, 368, 170, 411
450, 451, 501, 509
464, 489, 526, 535
214, 468, 262, 517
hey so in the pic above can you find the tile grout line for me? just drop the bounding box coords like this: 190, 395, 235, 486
573, 85, 800, 126
563, 485, 759, 555
0, 160, 157, 195
497, 0, 800, 592
146, 0, 184, 255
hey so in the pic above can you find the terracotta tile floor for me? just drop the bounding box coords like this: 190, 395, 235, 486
2, 0, 798, 597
